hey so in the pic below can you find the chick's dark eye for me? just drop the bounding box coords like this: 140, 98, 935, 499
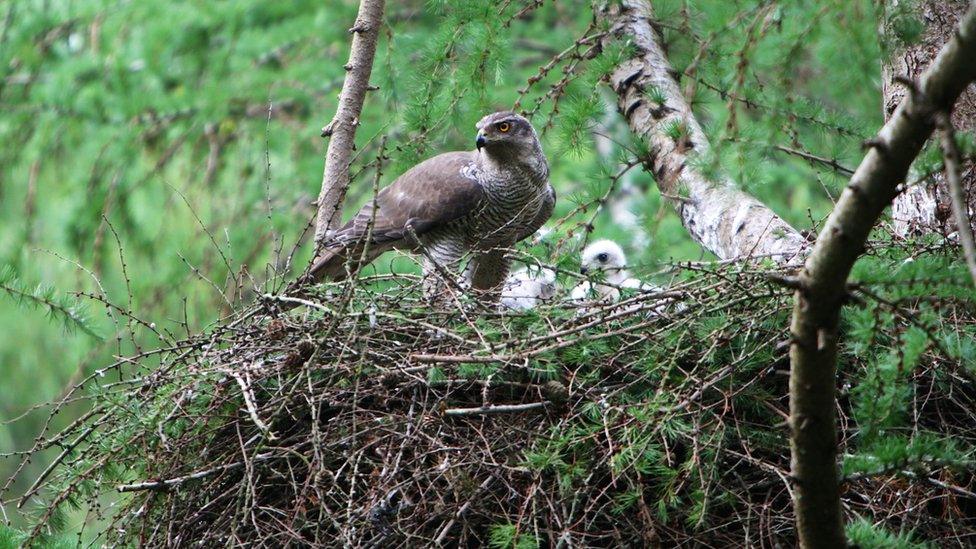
596, 253, 608, 262
497, 122, 510, 133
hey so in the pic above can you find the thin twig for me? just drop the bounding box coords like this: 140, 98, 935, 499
232, 371, 278, 440
936, 111, 976, 287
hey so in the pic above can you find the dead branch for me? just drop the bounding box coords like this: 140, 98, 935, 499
443, 402, 549, 416
936, 111, 976, 287
313, 0, 386, 248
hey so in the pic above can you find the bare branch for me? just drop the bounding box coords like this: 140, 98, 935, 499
116, 452, 283, 493
314, 0, 386, 248
936, 111, 976, 287
789, 6, 976, 548
596, 0, 807, 263
770, 144, 855, 177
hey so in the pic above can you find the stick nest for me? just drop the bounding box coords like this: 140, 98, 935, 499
5, 245, 976, 547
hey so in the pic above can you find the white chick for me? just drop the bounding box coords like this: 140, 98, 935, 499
570, 240, 646, 303
570, 240, 675, 315
500, 265, 557, 310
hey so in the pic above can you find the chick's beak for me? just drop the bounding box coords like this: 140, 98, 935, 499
476, 132, 486, 151
580, 266, 589, 275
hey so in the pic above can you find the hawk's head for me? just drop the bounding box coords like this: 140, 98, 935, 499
579, 239, 627, 275
475, 112, 540, 156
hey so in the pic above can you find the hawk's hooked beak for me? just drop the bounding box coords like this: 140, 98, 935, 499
476, 132, 486, 151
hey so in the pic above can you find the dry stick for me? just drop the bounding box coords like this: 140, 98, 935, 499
903, 470, 976, 500
596, 0, 807, 264
313, 0, 386, 249
232, 370, 278, 441
116, 452, 285, 493
937, 112, 976, 287
433, 476, 494, 546
788, 7, 976, 549
443, 402, 549, 416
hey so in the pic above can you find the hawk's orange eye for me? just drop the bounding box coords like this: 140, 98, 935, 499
497, 122, 511, 133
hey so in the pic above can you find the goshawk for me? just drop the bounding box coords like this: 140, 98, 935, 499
301, 111, 554, 303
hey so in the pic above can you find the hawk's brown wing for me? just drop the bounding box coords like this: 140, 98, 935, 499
336, 151, 484, 245
304, 151, 484, 283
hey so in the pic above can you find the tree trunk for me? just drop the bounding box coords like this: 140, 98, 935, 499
596, 0, 807, 264
789, 6, 976, 548
885, 0, 976, 239
314, 0, 386, 249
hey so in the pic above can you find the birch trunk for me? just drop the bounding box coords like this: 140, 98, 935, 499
597, 0, 808, 263
885, 0, 976, 239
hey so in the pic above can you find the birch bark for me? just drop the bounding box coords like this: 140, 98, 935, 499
885, 0, 976, 239
597, 0, 808, 263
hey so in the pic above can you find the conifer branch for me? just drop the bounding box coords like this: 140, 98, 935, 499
788, 6, 976, 548
0, 265, 101, 340
313, 0, 386, 249
596, 0, 807, 264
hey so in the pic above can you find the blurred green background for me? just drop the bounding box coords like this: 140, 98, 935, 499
0, 0, 879, 529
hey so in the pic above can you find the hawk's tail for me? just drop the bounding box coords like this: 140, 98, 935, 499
289, 237, 394, 291
308, 242, 391, 282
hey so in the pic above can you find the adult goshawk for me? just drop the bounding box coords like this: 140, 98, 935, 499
300, 111, 554, 303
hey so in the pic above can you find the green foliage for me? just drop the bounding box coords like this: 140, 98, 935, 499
645, 84, 667, 106
846, 518, 928, 549
663, 119, 688, 141
488, 523, 539, 549
0, 265, 100, 339
0, 525, 17, 549
843, 434, 969, 478
554, 93, 604, 157
427, 366, 447, 383
0, 523, 74, 549
850, 327, 925, 443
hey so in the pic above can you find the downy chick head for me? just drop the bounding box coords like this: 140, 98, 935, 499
579, 239, 627, 279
